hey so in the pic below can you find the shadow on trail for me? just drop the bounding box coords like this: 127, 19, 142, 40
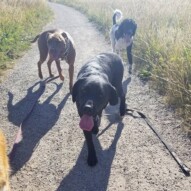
7, 81, 70, 174
52, 76, 131, 190
56, 115, 124, 191
56, 75, 129, 190
7, 81, 46, 127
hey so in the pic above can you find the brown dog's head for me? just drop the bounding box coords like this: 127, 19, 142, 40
46, 32, 68, 61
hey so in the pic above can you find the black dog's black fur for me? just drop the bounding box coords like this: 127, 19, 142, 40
72, 52, 126, 166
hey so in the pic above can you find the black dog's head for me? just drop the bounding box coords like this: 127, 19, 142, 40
72, 76, 118, 117
115, 19, 137, 41
72, 76, 118, 131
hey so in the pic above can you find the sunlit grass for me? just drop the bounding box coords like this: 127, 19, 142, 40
56, 0, 191, 130
0, 0, 52, 70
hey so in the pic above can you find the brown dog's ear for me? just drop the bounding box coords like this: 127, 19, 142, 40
72, 78, 84, 103
108, 84, 118, 105
61, 32, 68, 39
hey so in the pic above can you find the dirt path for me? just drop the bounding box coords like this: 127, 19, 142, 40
0, 2, 191, 191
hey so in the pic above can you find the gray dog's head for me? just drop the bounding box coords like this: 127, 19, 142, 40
46, 32, 68, 61
115, 19, 137, 42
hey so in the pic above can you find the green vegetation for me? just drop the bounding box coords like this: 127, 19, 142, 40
56, 0, 191, 130
0, 0, 52, 72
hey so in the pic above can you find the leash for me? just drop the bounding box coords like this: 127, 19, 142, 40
9, 76, 60, 161
125, 108, 190, 176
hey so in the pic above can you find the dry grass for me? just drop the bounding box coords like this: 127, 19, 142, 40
0, 0, 52, 70
57, 0, 191, 130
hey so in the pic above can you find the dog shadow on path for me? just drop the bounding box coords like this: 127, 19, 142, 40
56, 118, 124, 191
7, 81, 46, 127
7, 81, 70, 174
56, 77, 131, 190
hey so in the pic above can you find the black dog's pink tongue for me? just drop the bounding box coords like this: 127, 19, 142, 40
79, 115, 94, 131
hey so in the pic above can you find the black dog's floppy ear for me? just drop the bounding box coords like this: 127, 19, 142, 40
108, 84, 118, 105
61, 32, 68, 39
72, 79, 84, 103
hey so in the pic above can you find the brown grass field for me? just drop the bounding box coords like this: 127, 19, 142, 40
0, 0, 51, 74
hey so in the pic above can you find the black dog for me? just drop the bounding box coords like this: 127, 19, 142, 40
72, 52, 126, 166
109, 9, 137, 74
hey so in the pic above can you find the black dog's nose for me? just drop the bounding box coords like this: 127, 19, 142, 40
83, 100, 93, 115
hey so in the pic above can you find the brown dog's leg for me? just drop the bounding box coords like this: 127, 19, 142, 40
37, 41, 48, 79
55, 60, 64, 81
68, 63, 74, 93
38, 60, 44, 79
67, 50, 75, 92
47, 58, 54, 78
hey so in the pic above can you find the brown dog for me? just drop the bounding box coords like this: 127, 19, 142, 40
31, 29, 76, 92
0, 130, 10, 191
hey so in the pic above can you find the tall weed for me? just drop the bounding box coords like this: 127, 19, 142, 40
0, 0, 52, 70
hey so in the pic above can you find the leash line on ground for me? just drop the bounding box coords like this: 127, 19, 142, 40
126, 108, 190, 176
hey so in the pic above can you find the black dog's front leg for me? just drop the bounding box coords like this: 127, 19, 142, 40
127, 44, 133, 74
83, 131, 98, 166
120, 95, 126, 116
92, 115, 101, 135
116, 85, 126, 116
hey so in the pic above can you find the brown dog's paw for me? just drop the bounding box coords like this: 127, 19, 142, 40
60, 75, 65, 81
39, 73, 43, 79
49, 74, 54, 78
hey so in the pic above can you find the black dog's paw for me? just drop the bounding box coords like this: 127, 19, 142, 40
87, 156, 98, 167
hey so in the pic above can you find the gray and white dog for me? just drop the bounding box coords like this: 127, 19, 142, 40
109, 9, 137, 74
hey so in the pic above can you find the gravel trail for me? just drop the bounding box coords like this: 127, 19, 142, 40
0, 2, 190, 191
